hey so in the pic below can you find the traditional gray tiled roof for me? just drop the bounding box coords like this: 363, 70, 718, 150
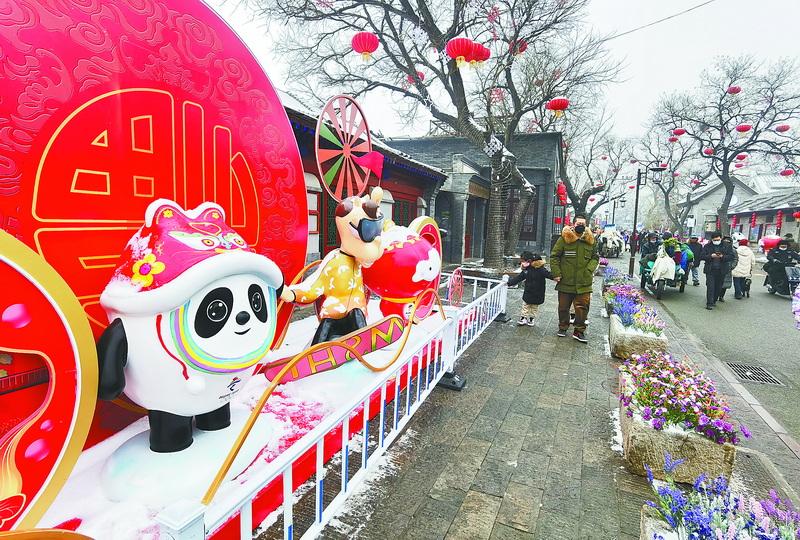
384, 133, 563, 171
677, 176, 757, 207
727, 188, 800, 214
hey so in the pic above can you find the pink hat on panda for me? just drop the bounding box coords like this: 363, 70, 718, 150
100, 199, 283, 316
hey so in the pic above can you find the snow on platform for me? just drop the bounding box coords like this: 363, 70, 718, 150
40, 301, 448, 539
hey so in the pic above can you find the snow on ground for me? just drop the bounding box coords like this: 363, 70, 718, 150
326, 429, 416, 538
40, 303, 446, 539
609, 408, 623, 455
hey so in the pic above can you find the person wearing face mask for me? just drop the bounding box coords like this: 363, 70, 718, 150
717, 236, 738, 302
732, 238, 755, 299
765, 239, 800, 295
550, 214, 599, 343
783, 233, 799, 252
700, 231, 734, 310
638, 232, 660, 287
640, 232, 660, 258
687, 237, 703, 286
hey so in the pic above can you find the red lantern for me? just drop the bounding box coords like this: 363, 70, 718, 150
731, 215, 738, 228
467, 41, 483, 66
780, 169, 795, 177
446, 37, 474, 67
406, 70, 425, 84
509, 39, 528, 55
703, 148, 715, 156
691, 179, 701, 186
660, 163, 669, 169
793, 211, 800, 219
734, 163, 744, 168
777, 209, 784, 229
736, 153, 747, 161
775, 124, 791, 133
556, 181, 567, 205
735, 123, 752, 135
564, 213, 572, 226
750, 212, 757, 228
630, 158, 638, 164
554, 216, 562, 224
546, 96, 570, 117
589, 196, 596, 202
600, 155, 608, 160
668, 136, 679, 143
628, 185, 635, 190
476, 44, 491, 64
673, 172, 680, 177
352, 31, 379, 61
727, 85, 742, 94
672, 128, 686, 136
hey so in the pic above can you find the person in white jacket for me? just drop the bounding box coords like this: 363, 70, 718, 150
732, 238, 756, 299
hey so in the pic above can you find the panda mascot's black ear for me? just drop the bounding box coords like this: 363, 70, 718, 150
96, 318, 128, 400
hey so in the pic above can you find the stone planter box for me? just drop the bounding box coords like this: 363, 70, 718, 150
619, 373, 736, 484
608, 314, 668, 359
639, 505, 675, 540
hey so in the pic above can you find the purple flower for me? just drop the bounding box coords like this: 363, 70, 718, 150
740, 424, 752, 439
663, 452, 686, 474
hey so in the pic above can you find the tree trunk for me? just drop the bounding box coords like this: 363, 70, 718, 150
661, 189, 686, 236
504, 190, 534, 256
717, 167, 734, 236
484, 164, 510, 269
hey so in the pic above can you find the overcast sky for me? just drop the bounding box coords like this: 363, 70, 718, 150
210, 0, 800, 140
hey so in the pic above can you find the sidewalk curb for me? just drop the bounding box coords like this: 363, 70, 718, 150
657, 297, 800, 462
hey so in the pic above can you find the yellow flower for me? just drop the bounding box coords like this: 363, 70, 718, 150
131, 253, 165, 288
163, 209, 174, 218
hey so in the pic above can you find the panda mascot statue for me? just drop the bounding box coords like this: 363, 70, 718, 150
97, 199, 283, 453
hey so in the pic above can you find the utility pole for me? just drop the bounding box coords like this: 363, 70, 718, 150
627, 169, 644, 276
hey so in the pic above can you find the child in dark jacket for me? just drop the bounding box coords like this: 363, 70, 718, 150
507, 251, 554, 326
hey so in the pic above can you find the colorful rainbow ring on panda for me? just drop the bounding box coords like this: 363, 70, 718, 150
166, 299, 275, 374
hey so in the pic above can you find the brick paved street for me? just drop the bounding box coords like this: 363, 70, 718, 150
319, 272, 800, 539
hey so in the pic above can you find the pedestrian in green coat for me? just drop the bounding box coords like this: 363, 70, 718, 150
550, 214, 599, 343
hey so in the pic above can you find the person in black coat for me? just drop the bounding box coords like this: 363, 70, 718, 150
765, 239, 800, 294
507, 251, 554, 326
700, 231, 734, 310
687, 236, 703, 286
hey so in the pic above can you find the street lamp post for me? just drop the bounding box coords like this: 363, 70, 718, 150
627, 163, 667, 276
627, 169, 645, 276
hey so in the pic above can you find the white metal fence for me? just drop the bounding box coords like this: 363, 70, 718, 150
156, 274, 508, 540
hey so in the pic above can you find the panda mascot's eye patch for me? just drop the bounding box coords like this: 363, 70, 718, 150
249, 284, 268, 323
195, 287, 234, 338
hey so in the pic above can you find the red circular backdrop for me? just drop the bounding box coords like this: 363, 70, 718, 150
0, 0, 308, 340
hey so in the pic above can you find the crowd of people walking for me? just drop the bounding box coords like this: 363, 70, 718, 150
507, 219, 799, 344
632, 229, 799, 310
